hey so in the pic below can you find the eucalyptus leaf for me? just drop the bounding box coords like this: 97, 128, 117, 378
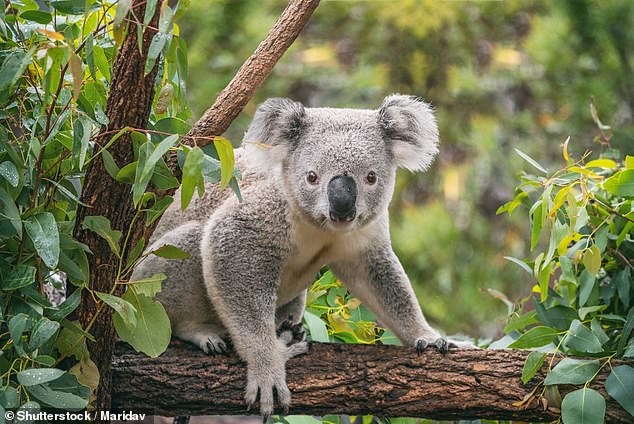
605, 365, 634, 416
544, 358, 600, 385
561, 388, 605, 424
25, 213, 60, 268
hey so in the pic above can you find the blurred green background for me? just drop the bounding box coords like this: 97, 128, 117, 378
177, 0, 634, 339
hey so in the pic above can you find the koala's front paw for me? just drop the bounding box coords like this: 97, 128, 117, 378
415, 336, 449, 354
277, 317, 306, 347
244, 367, 291, 417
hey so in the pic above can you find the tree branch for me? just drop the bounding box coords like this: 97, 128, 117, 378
165, 0, 321, 174
111, 342, 631, 423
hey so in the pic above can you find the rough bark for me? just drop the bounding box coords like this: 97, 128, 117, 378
72, 0, 320, 414
72, 2, 160, 411
111, 342, 631, 423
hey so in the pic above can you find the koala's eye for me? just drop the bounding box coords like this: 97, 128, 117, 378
307, 171, 319, 185
366, 171, 377, 185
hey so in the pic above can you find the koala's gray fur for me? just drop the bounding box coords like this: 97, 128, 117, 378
132, 94, 449, 416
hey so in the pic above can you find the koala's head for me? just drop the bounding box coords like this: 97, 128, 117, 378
242, 94, 439, 232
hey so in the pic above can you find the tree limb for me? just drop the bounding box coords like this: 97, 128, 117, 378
166, 0, 321, 175
111, 342, 631, 423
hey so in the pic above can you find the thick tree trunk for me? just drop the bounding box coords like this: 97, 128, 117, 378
111, 342, 631, 423
72, 0, 320, 415
72, 2, 160, 411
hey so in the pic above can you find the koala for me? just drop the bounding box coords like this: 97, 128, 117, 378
132, 94, 451, 416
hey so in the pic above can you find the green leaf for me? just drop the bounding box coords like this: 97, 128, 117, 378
504, 256, 533, 275
150, 244, 191, 259
515, 148, 548, 173
27, 317, 60, 353
27, 372, 89, 410
579, 270, 597, 307
93, 45, 110, 82
0, 385, 19, 408
504, 310, 538, 333
614, 268, 631, 309
561, 388, 606, 424
72, 118, 91, 170
303, 310, 329, 342
617, 307, 634, 356
20, 10, 53, 24
544, 358, 600, 385
113, 0, 131, 29
0, 161, 19, 187
133, 142, 154, 206
605, 365, 634, 416
145, 33, 167, 76
214, 137, 234, 189
530, 201, 544, 251
0, 186, 22, 236
181, 146, 204, 210
126, 238, 145, 270
535, 303, 578, 331
508, 326, 559, 349
25, 212, 60, 268
8, 313, 30, 355
50, 0, 98, 15
145, 195, 174, 226
582, 245, 601, 277
564, 320, 603, 353
150, 158, 179, 190
143, 0, 158, 26
17, 368, 64, 386
95, 292, 137, 331
128, 273, 166, 298
113, 292, 171, 357
48, 289, 82, 321
140, 134, 179, 182
0, 49, 33, 92
603, 169, 634, 197
101, 150, 120, 180
85, 33, 96, 81
522, 351, 547, 384
1, 265, 36, 290
115, 161, 137, 184
81, 215, 122, 256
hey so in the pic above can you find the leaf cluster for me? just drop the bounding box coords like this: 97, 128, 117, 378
498, 120, 634, 422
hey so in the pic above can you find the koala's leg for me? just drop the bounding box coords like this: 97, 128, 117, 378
275, 291, 307, 347
330, 246, 449, 353
204, 250, 307, 416
134, 222, 228, 355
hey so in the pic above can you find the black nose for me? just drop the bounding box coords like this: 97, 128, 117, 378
328, 175, 357, 222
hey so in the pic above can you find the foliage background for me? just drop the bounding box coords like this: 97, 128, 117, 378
179, 0, 634, 338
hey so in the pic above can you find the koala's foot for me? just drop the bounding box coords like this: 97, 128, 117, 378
276, 316, 306, 347
245, 366, 291, 417
415, 336, 449, 354
176, 323, 229, 355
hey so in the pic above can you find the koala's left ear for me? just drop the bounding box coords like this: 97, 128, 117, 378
378, 94, 439, 172
242, 98, 306, 173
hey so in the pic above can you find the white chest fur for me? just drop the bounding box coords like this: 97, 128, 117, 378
276, 213, 385, 306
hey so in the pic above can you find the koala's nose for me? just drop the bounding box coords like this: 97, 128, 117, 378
328, 175, 357, 222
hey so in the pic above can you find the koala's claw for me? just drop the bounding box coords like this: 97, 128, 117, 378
277, 318, 306, 347
415, 336, 450, 355
244, 373, 291, 417
202, 336, 228, 355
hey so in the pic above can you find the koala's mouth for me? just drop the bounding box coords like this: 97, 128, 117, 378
319, 213, 364, 232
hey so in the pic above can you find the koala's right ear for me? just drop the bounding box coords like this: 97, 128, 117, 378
378, 94, 439, 172
242, 98, 305, 172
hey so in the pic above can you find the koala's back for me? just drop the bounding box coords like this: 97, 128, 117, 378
151, 149, 257, 242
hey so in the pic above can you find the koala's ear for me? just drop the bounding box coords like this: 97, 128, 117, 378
242, 98, 305, 172
378, 94, 439, 172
